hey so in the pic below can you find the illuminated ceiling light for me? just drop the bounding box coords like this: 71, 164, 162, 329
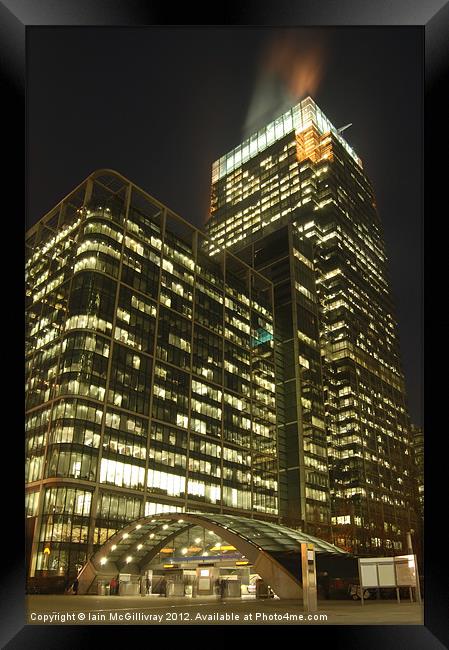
136, 524, 142, 530
149, 534, 155, 539
100, 558, 107, 565
122, 533, 129, 539
178, 519, 184, 523
111, 545, 117, 551
203, 552, 209, 556
195, 538, 202, 544
126, 556, 133, 564
181, 548, 188, 555
211, 544, 236, 552
137, 544, 143, 550
162, 524, 169, 530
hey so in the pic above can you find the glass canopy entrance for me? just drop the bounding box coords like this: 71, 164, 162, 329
78, 512, 350, 599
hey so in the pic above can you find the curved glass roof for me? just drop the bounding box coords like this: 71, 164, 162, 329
199, 514, 348, 555
93, 512, 349, 571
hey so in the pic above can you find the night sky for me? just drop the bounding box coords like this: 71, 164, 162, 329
27, 27, 423, 426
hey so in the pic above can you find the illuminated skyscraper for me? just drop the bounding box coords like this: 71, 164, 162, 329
206, 97, 419, 554
26, 170, 277, 581
25, 98, 420, 590
411, 424, 424, 518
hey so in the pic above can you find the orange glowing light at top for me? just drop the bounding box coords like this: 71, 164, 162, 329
296, 125, 334, 164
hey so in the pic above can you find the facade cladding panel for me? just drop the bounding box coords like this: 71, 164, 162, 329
206, 96, 419, 556
25, 170, 277, 577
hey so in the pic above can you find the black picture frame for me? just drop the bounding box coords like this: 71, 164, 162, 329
2, 1, 446, 647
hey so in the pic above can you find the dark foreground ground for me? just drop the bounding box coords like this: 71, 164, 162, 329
26, 594, 424, 626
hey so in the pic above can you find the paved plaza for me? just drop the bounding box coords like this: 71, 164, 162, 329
26, 595, 424, 626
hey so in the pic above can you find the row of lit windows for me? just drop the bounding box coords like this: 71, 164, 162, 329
26, 217, 81, 270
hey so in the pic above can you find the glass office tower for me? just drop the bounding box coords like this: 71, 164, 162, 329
25, 170, 277, 579
206, 97, 419, 555
411, 424, 423, 518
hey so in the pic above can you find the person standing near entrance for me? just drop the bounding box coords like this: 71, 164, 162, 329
64, 575, 72, 594
220, 579, 226, 601
72, 577, 79, 595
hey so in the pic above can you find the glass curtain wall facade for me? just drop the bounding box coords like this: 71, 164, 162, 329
206, 97, 419, 555
411, 424, 423, 518
224, 226, 331, 540
25, 170, 277, 578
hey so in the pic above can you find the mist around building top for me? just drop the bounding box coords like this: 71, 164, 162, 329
243, 30, 328, 138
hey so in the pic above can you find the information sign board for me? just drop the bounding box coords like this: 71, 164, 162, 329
360, 563, 378, 587
395, 556, 417, 587
378, 562, 396, 587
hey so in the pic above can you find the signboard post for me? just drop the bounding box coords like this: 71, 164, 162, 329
301, 543, 317, 613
